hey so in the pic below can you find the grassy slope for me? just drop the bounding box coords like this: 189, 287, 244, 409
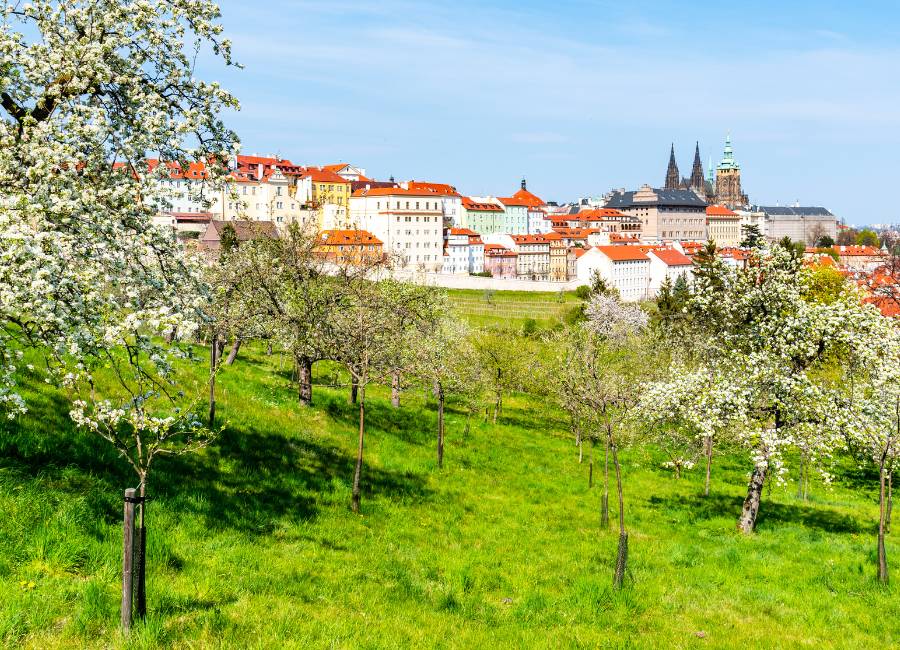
446, 288, 581, 328
0, 345, 898, 649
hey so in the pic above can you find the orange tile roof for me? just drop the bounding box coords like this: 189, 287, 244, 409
706, 204, 739, 217
448, 227, 478, 236
497, 196, 532, 207
462, 197, 503, 211
574, 208, 629, 220
237, 154, 296, 168
353, 186, 452, 198
318, 229, 383, 246
407, 181, 460, 197
649, 248, 693, 266
511, 187, 545, 207
511, 234, 549, 244
595, 245, 649, 262
301, 167, 351, 183
572, 247, 589, 258
836, 245, 884, 256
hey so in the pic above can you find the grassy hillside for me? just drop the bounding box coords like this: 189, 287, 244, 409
446, 288, 582, 328
0, 344, 898, 648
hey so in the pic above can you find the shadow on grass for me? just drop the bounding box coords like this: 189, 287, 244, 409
648, 493, 863, 534
1, 376, 434, 539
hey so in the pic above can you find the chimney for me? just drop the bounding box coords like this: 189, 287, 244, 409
521, 178, 527, 190
389, 175, 395, 184
257, 163, 263, 180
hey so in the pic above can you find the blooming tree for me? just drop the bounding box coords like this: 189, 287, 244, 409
674, 247, 894, 534
0, 0, 239, 626
840, 314, 900, 582
0, 0, 239, 414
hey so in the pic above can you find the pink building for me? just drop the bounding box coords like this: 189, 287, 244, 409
483, 244, 518, 279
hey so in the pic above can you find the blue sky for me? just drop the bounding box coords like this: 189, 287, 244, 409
210, 0, 900, 225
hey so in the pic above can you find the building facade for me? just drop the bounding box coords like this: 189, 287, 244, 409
715, 136, 748, 208
605, 185, 707, 242
349, 187, 448, 271
706, 204, 742, 247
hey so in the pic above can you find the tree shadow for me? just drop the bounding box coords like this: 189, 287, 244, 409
648, 493, 863, 534
1, 379, 434, 540
319, 392, 437, 446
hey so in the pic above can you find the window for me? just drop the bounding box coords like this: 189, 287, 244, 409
416, 202, 420, 209
377, 201, 380, 209
405, 201, 410, 209
277, 187, 283, 196
277, 201, 283, 209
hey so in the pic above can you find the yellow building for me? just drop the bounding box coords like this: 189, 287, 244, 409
297, 167, 352, 228
706, 204, 742, 247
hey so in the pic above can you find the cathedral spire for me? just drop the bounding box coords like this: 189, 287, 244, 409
689, 141, 704, 192
665, 143, 680, 189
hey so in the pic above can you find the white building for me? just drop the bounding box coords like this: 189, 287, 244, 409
350, 186, 448, 271
403, 181, 462, 228
442, 228, 472, 274
575, 245, 651, 302
647, 248, 693, 295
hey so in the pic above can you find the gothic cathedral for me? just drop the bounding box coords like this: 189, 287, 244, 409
664, 137, 748, 208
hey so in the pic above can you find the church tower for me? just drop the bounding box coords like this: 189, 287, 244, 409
714, 135, 748, 208
665, 144, 680, 189
689, 142, 705, 194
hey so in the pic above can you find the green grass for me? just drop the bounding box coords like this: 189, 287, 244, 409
0, 344, 898, 648
446, 288, 582, 328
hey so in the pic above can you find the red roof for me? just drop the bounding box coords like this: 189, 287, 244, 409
835, 245, 883, 256
706, 204, 738, 217
353, 186, 452, 198
237, 154, 295, 168
574, 208, 629, 220
484, 243, 517, 257
497, 196, 532, 207
462, 197, 503, 211
318, 229, 383, 246
510, 187, 545, 207
301, 167, 350, 183
572, 247, 589, 258
649, 248, 692, 266
406, 181, 460, 197
595, 246, 648, 262
511, 234, 549, 244
448, 227, 478, 236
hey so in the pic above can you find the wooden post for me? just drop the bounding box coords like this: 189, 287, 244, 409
134, 488, 147, 620
121, 488, 136, 631
208, 335, 217, 428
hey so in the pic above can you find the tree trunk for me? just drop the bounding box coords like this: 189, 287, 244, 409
216, 336, 226, 362
297, 356, 313, 406
704, 436, 713, 497
738, 461, 768, 534
588, 436, 594, 487
135, 482, 147, 621
611, 438, 627, 588
879, 461, 889, 583
225, 338, 242, 365
391, 371, 401, 408
492, 368, 502, 423
437, 383, 445, 469
674, 464, 681, 480
577, 424, 583, 464
267, 341, 273, 355
887, 470, 893, 535
351, 380, 366, 513
208, 335, 217, 428
349, 375, 358, 404
601, 434, 610, 528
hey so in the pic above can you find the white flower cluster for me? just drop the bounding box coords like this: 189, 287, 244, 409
0, 0, 238, 435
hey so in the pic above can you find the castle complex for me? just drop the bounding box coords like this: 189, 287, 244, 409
665, 136, 748, 209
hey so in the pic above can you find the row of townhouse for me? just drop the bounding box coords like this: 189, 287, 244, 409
574, 245, 694, 301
